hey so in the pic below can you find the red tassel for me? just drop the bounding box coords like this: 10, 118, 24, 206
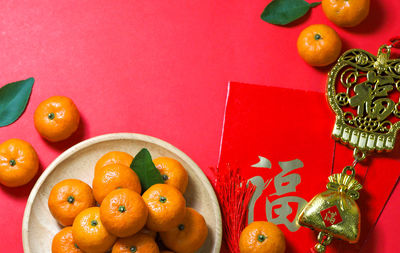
211, 164, 257, 253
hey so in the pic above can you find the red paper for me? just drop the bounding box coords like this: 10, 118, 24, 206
218, 82, 400, 252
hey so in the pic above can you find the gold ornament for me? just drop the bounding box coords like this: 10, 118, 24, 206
298, 44, 400, 252
298, 167, 362, 252
327, 45, 400, 153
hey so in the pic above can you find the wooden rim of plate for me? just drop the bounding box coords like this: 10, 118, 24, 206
22, 133, 222, 253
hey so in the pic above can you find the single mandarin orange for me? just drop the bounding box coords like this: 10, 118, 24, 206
0, 138, 39, 187
100, 188, 148, 237
322, 0, 370, 27
34, 96, 80, 142
142, 184, 186, 232
111, 233, 160, 253
297, 24, 342, 67
239, 221, 286, 253
153, 157, 188, 193
72, 207, 117, 253
160, 208, 208, 253
95, 151, 133, 176
92, 164, 141, 204
51, 226, 83, 253
48, 179, 95, 226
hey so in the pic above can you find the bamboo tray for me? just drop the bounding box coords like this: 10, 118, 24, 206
22, 133, 222, 253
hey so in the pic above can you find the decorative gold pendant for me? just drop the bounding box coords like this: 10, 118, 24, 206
298, 44, 400, 252
298, 167, 362, 252
327, 45, 400, 153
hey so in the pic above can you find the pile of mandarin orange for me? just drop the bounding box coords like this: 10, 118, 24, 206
48, 151, 208, 253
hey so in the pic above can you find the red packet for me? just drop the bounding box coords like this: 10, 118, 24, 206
217, 82, 400, 252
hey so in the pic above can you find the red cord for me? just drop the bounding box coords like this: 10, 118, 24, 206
389, 36, 400, 49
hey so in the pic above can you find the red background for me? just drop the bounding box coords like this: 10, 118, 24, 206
0, 1, 398, 252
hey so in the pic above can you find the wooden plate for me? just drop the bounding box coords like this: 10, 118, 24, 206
22, 133, 222, 253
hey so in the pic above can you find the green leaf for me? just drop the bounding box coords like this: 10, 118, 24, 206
310, 2, 321, 7
261, 0, 321, 25
0, 78, 35, 127
130, 148, 164, 192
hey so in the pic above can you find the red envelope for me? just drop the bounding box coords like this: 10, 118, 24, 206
217, 82, 400, 252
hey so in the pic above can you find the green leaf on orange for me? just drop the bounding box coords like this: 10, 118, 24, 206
261, 0, 321, 25
0, 78, 35, 127
130, 148, 164, 192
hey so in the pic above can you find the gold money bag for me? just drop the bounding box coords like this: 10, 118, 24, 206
327, 45, 400, 153
298, 167, 362, 252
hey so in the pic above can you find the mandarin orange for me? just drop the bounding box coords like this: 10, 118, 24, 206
95, 151, 133, 176
100, 188, 148, 237
48, 179, 95, 226
51, 226, 83, 253
92, 164, 141, 204
297, 24, 342, 67
322, 0, 370, 27
142, 184, 186, 232
239, 221, 286, 253
0, 138, 39, 187
34, 96, 80, 142
153, 157, 188, 193
72, 207, 117, 253
160, 208, 208, 253
112, 233, 159, 253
